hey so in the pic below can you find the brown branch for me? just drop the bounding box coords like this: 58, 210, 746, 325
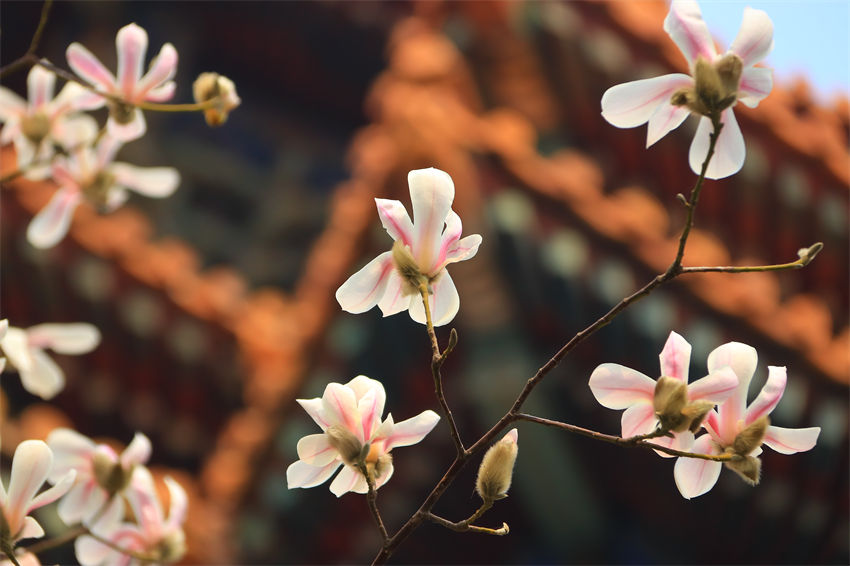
0, 0, 52, 79
424, 500, 509, 536
357, 463, 389, 544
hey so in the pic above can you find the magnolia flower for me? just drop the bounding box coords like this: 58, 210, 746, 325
0, 64, 103, 179
0, 319, 8, 374
75, 467, 187, 566
674, 342, 820, 499
0, 323, 100, 399
0, 440, 75, 547
67, 23, 178, 141
26, 135, 179, 249
601, 0, 774, 179
336, 168, 482, 327
589, 331, 739, 454
287, 375, 440, 497
46, 429, 152, 525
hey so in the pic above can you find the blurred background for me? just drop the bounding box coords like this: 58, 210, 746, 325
1, 1, 848, 564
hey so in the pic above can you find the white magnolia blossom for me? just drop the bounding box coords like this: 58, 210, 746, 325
287, 375, 440, 497
0, 64, 103, 179
75, 467, 187, 566
336, 168, 482, 327
0, 319, 8, 374
46, 429, 152, 525
67, 23, 178, 141
26, 135, 180, 249
0, 440, 75, 546
601, 0, 774, 179
0, 323, 100, 399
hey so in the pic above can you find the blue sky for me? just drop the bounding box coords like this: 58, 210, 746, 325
695, 1, 850, 102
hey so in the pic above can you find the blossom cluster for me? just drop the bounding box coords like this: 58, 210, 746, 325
0, 22, 240, 250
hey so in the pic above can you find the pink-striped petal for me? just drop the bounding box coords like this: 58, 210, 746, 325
47, 429, 95, 481
673, 434, 722, 499
383, 410, 440, 453
321, 382, 360, 436
144, 81, 176, 102
763, 425, 820, 455
663, 0, 717, 66
375, 198, 414, 246
687, 366, 739, 404
646, 101, 691, 147
26, 187, 82, 249
729, 7, 774, 67
27, 64, 55, 110
407, 270, 459, 327
376, 270, 408, 317
738, 66, 773, 108
408, 168, 454, 272
286, 460, 341, 490
110, 163, 180, 198
57, 481, 106, 525
116, 23, 148, 98
647, 430, 695, 459
27, 323, 101, 355
438, 233, 482, 272
659, 331, 691, 383
589, 364, 656, 410
336, 251, 394, 314
350, 376, 386, 440
296, 434, 338, 466
20, 349, 65, 400
621, 402, 657, 438
136, 43, 178, 99
66, 43, 116, 92
601, 73, 693, 129
745, 365, 787, 424
27, 469, 75, 513
708, 341, 757, 442
296, 398, 328, 430
106, 108, 146, 142
329, 465, 366, 497
51, 82, 105, 115
689, 108, 745, 180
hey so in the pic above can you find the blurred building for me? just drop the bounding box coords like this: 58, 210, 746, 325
1, 1, 847, 564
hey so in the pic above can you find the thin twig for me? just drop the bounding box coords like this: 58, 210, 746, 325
511, 413, 733, 461
424, 500, 509, 536
357, 463, 390, 543
418, 282, 465, 456
0, 0, 53, 79
23, 526, 86, 555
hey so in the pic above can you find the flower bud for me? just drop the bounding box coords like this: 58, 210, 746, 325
20, 112, 51, 144
724, 454, 762, 486
682, 400, 716, 433
392, 240, 427, 295
108, 101, 137, 125
193, 72, 241, 127
476, 429, 518, 503
153, 529, 186, 563
92, 448, 134, 494
653, 376, 688, 432
325, 424, 363, 466
732, 415, 769, 456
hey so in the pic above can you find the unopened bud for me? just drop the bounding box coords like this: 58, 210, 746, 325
476, 429, 518, 502
797, 242, 823, 265
653, 377, 688, 432
732, 415, 769, 456
681, 400, 716, 433
724, 454, 762, 486
108, 101, 137, 125
82, 171, 117, 212
690, 54, 742, 115
392, 240, 427, 295
20, 112, 51, 144
714, 53, 743, 97
325, 424, 363, 466
153, 529, 186, 563
92, 449, 134, 494
193, 72, 241, 127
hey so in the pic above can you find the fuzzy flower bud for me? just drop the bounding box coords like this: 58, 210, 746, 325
671, 54, 743, 117
476, 429, 518, 503
724, 454, 762, 486
193, 72, 241, 126
731, 415, 769, 456
325, 424, 365, 466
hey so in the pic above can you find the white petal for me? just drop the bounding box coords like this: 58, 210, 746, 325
296, 434, 338, 466
620, 402, 657, 438
438, 233, 482, 272
0, 87, 27, 120
66, 43, 116, 92
372, 461, 395, 490
109, 163, 179, 198
646, 101, 691, 147
336, 251, 394, 315
647, 429, 694, 459
687, 366, 739, 404
6, 441, 53, 534
663, 0, 717, 66
329, 465, 363, 497
729, 7, 774, 66
75, 534, 114, 566
58, 482, 107, 525
673, 434, 722, 499
296, 398, 329, 430
407, 271, 460, 327
27, 323, 101, 354
136, 43, 178, 98
120, 432, 152, 467
408, 168, 455, 271
20, 349, 65, 399
27, 188, 83, 249
382, 410, 440, 452
53, 114, 100, 149
52, 82, 105, 114
27, 64, 56, 110
588, 364, 656, 409
738, 66, 773, 108
47, 428, 96, 482
145, 81, 176, 102
1, 327, 33, 373
763, 426, 820, 455
375, 198, 413, 246
708, 341, 757, 438
163, 476, 188, 530
689, 108, 745, 180
18, 516, 45, 540
745, 365, 787, 424
321, 382, 361, 440
28, 469, 75, 512
286, 460, 341, 489
376, 270, 408, 317
116, 23, 148, 98
106, 108, 146, 142
601, 74, 693, 130
658, 331, 691, 382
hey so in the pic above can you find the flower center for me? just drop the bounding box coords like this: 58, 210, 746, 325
671, 53, 744, 117
108, 100, 137, 125
92, 451, 134, 494
20, 112, 51, 145
82, 171, 116, 212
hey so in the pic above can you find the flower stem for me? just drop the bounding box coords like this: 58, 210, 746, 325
23, 526, 86, 555
357, 463, 390, 544
424, 500, 509, 536
418, 282, 465, 456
